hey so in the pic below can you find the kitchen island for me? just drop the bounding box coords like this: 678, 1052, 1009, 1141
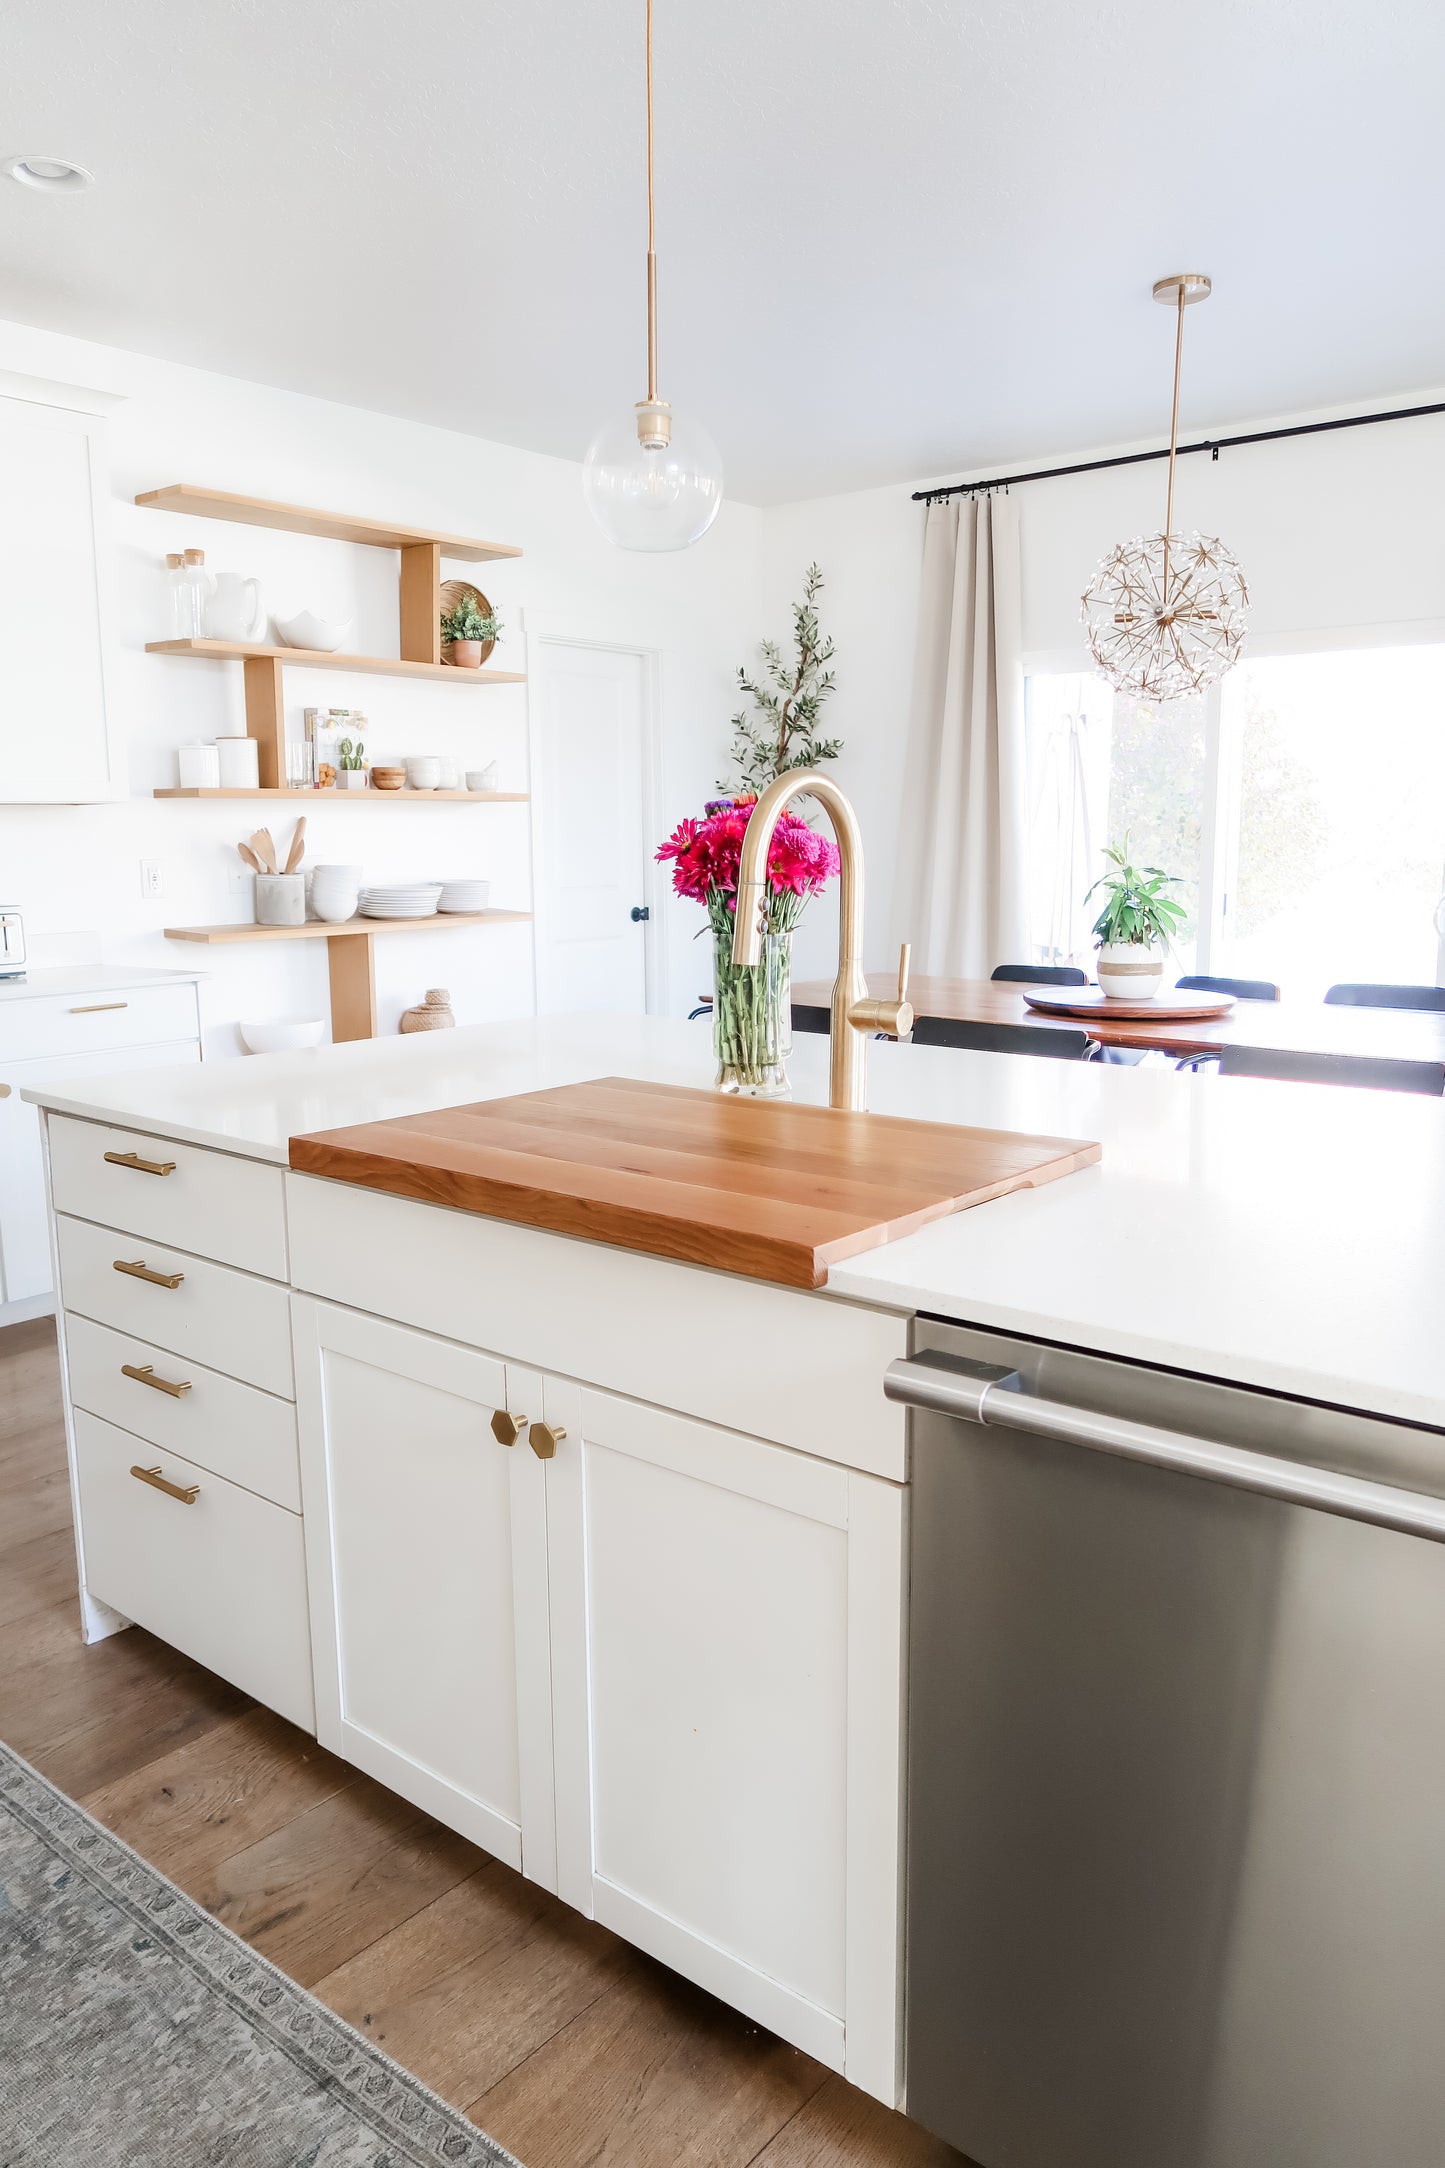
22, 1014, 1445, 2137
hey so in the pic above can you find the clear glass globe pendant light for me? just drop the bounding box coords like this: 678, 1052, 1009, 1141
1081, 275, 1249, 700
583, 0, 723, 550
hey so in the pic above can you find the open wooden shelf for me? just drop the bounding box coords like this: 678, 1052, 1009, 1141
136, 484, 522, 563
162, 908, 532, 1042
153, 787, 529, 802
146, 637, 525, 686
163, 911, 531, 945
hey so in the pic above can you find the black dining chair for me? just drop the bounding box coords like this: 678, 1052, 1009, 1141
791, 1003, 831, 1036
1176, 973, 1281, 1002
990, 964, 1089, 987
1219, 1043, 1445, 1095
1323, 982, 1445, 1011
910, 1016, 1097, 1062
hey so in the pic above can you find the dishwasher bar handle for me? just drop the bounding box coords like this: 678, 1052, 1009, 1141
884, 1354, 1445, 1545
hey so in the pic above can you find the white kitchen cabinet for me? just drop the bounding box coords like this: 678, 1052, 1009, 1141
1, 1035, 201, 1319
292, 1298, 555, 1882
0, 393, 118, 801
544, 1378, 906, 2101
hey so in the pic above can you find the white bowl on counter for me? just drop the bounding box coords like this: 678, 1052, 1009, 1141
239, 1017, 326, 1054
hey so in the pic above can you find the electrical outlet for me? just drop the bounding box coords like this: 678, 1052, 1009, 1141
139, 858, 163, 900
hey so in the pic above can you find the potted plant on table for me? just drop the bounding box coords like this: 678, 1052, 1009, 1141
1086, 838, 1185, 998
658, 796, 840, 1096
440, 596, 503, 668
337, 736, 368, 790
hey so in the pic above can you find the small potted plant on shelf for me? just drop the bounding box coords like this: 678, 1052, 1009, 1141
440, 596, 503, 668
337, 736, 368, 790
1086, 837, 1185, 998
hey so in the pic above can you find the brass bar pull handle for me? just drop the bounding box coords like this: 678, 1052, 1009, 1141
114, 1258, 185, 1290
530, 1421, 566, 1461
104, 1150, 176, 1177
121, 1362, 192, 1399
130, 1463, 200, 1505
70, 1001, 129, 1015
490, 1409, 526, 1447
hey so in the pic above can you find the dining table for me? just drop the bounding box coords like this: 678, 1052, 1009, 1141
791, 972, 1445, 1064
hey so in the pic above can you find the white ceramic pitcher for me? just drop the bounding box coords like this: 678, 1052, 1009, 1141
206, 572, 265, 642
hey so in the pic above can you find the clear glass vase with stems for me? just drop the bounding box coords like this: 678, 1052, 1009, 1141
712, 920, 792, 1097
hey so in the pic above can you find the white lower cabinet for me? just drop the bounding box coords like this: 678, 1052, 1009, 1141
292, 1299, 554, 1881
291, 1297, 905, 2105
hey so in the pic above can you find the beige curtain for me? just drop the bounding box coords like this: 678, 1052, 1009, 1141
896, 493, 1029, 977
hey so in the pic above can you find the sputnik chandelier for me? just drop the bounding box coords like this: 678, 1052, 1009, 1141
582, 0, 724, 551
1081, 274, 1249, 701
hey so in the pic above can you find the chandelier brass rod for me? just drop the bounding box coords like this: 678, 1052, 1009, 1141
915, 398, 1445, 503
1161, 283, 1186, 601
645, 0, 658, 404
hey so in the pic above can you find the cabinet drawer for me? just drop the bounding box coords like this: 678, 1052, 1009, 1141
67, 1312, 300, 1512
2, 984, 197, 1064
57, 1213, 294, 1399
48, 1116, 287, 1280
73, 1408, 314, 1732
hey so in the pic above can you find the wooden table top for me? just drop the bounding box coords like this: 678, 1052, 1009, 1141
794, 974, 1445, 1062
290, 1074, 1100, 1289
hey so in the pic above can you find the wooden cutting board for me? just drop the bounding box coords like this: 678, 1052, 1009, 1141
289, 1076, 1101, 1290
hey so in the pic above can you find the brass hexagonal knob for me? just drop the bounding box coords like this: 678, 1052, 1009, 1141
490, 1408, 525, 1447
529, 1421, 567, 1461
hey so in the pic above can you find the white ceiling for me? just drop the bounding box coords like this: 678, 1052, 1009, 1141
2, 0, 1442, 504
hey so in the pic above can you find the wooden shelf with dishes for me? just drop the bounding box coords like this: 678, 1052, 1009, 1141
163, 910, 533, 1044
137, 484, 525, 787
153, 786, 528, 802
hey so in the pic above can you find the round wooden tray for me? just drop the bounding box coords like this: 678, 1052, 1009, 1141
1023, 987, 1236, 1021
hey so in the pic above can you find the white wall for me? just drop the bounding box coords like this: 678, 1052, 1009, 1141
0, 316, 764, 1048
759, 391, 1445, 976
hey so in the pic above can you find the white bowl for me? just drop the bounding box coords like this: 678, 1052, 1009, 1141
239, 1017, 326, 1054
275, 610, 353, 653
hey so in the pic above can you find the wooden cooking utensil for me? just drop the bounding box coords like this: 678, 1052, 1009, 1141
247, 830, 275, 874
284, 817, 307, 875
237, 841, 264, 874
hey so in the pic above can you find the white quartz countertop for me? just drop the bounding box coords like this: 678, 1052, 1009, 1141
0, 964, 203, 1003
24, 1013, 1445, 1427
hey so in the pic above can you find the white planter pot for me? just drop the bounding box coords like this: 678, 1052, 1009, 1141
1096, 942, 1164, 999
339, 770, 369, 791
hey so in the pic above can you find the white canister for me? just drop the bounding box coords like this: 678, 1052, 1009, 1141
254, 873, 306, 927
177, 742, 221, 790
216, 735, 261, 790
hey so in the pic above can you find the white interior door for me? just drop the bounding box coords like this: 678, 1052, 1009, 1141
530, 637, 655, 1014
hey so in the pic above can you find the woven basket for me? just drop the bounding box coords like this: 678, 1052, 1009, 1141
439, 579, 496, 667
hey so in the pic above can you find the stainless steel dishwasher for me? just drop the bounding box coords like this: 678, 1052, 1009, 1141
888, 1317, 1445, 2168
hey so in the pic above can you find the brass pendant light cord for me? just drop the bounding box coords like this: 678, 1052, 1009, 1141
1161, 285, 1186, 604
645, 0, 658, 403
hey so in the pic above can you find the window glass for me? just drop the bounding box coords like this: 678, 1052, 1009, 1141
1103, 691, 1204, 973
1221, 650, 1445, 998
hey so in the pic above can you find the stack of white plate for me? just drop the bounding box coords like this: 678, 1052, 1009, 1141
437, 879, 492, 913
358, 882, 443, 919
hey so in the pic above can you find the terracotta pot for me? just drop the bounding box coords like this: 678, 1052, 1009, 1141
445, 639, 484, 669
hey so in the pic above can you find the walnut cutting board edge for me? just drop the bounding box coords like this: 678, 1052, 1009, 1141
288, 1076, 1102, 1290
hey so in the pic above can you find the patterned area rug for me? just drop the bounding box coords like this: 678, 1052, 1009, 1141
0, 1737, 521, 2167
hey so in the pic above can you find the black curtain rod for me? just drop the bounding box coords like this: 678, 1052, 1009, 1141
912, 397, 1445, 503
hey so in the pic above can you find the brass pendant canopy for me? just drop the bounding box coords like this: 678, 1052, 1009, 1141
1081, 273, 1249, 701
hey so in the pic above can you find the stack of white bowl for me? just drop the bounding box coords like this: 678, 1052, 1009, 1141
437, 878, 491, 913
404, 756, 441, 791
359, 881, 443, 920
309, 863, 362, 924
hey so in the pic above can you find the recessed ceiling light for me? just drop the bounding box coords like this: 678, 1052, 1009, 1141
2, 154, 94, 193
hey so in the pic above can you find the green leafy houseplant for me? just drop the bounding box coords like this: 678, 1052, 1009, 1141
1086, 838, 1186, 949
440, 598, 502, 646
720, 563, 842, 793
337, 736, 365, 770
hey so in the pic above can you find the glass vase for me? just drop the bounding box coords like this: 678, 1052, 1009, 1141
713, 926, 792, 1097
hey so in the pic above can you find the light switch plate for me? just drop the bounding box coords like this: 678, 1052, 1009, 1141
139, 858, 163, 899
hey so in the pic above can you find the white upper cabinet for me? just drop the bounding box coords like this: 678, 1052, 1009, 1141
0, 393, 117, 801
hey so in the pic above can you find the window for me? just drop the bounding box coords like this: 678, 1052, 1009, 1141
1025, 645, 1445, 995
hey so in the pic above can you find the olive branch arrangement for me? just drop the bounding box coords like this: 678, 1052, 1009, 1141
720, 563, 842, 792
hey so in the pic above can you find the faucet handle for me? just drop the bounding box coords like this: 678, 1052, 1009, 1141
848, 943, 915, 1042
897, 942, 912, 1006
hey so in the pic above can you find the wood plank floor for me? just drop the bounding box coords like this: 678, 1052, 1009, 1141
0, 1317, 970, 2168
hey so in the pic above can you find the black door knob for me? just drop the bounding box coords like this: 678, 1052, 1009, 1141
630, 906, 650, 922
